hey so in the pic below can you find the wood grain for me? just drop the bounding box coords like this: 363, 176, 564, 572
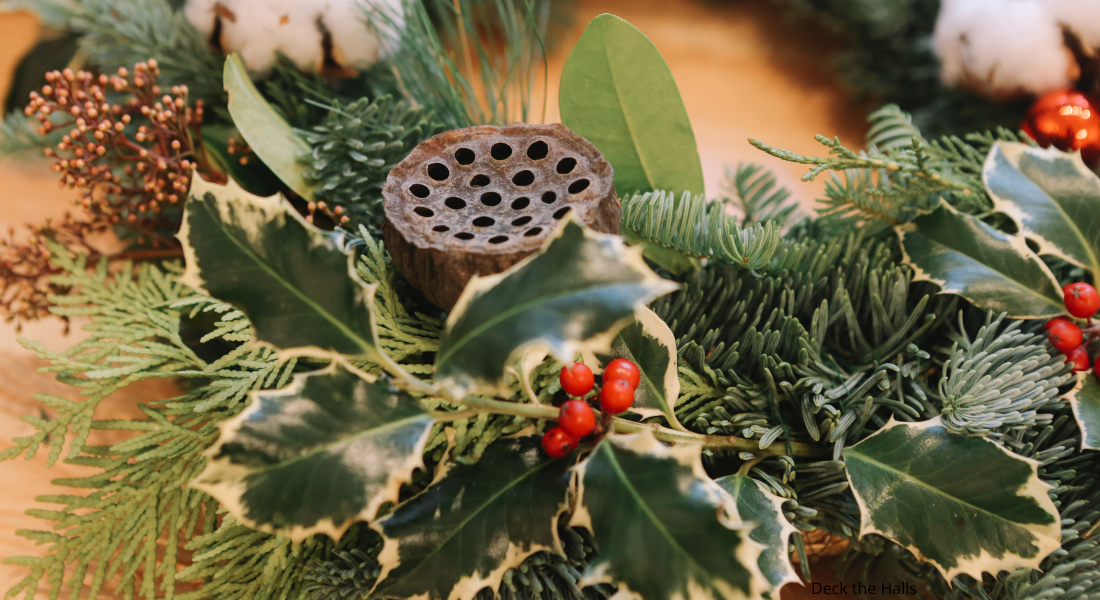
0, 2, 864, 597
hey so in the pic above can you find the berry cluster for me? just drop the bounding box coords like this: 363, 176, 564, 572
541, 359, 640, 458
1047, 282, 1100, 374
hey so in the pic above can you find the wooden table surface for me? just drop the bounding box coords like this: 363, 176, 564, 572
0, 1, 865, 596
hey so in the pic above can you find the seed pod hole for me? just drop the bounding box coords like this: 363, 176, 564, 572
512, 170, 535, 186
409, 184, 430, 198
414, 207, 434, 217
524, 227, 543, 236
445, 197, 467, 210
427, 163, 450, 181
489, 235, 509, 244
433, 225, 450, 232
556, 158, 576, 174
455, 148, 475, 165
480, 192, 502, 206
541, 191, 556, 204
512, 216, 532, 226
511, 197, 530, 210
491, 143, 513, 160
568, 179, 590, 194
527, 141, 549, 160
455, 232, 474, 240
470, 174, 490, 188
473, 216, 495, 227
553, 207, 571, 219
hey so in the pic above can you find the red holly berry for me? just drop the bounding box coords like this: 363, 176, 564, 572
1063, 282, 1100, 319
1048, 319, 1084, 353
599, 379, 635, 415
1022, 89, 1100, 167
1066, 346, 1091, 373
603, 358, 641, 389
1046, 316, 1074, 331
558, 400, 596, 438
559, 362, 594, 396
541, 427, 578, 458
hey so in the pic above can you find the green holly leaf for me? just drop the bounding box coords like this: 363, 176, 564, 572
842, 417, 1061, 581
181, 175, 382, 359
572, 431, 766, 600
371, 437, 573, 600
897, 203, 1063, 319
984, 141, 1100, 276
224, 53, 315, 201
1067, 372, 1100, 451
435, 217, 678, 397
599, 306, 681, 426
714, 466, 801, 591
191, 361, 433, 542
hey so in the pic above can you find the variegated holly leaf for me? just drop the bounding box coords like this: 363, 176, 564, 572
598, 306, 681, 425
572, 431, 766, 600
843, 417, 1061, 581
191, 361, 433, 542
714, 466, 801, 591
224, 53, 315, 201
371, 436, 573, 600
181, 175, 381, 359
1067, 372, 1100, 451
897, 203, 1063, 319
435, 217, 678, 397
984, 141, 1100, 275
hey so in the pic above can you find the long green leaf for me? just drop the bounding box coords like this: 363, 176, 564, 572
573, 431, 766, 600
372, 437, 573, 600
191, 361, 433, 542
897, 203, 1063, 319
435, 217, 678, 397
984, 141, 1100, 277
559, 14, 704, 199
843, 417, 1061, 581
180, 175, 381, 359
224, 53, 314, 201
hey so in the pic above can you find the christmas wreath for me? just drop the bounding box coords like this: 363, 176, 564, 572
0, 2, 1098, 600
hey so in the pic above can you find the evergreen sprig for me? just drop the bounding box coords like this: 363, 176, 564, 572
301, 98, 443, 233
621, 190, 782, 270
722, 162, 801, 226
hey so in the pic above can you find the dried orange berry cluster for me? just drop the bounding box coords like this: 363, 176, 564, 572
25, 60, 220, 245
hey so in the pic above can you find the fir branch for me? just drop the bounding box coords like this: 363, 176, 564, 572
301, 98, 443, 233
936, 314, 1072, 437
0, 111, 61, 159
621, 190, 782, 271
722, 162, 801, 226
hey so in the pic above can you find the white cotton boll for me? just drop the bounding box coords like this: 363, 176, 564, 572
184, 0, 399, 76
1048, 0, 1100, 47
323, 0, 406, 68
933, 0, 1074, 99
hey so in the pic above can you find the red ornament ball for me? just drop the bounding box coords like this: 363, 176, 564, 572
1022, 89, 1100, 167
1066, 346, 1091, 373
599, 379, 636, 415
558, 400, 596, 438
559, 362, 594, 396
603, 358, 641, 389
541, 427, 578, 458
1063, 282, 1100, 319
1048, 318, 1084, 353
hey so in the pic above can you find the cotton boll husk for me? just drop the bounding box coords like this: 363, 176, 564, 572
934, 0, 1075, 99
184, 0, 402, 75
1048, 0, 1100, 47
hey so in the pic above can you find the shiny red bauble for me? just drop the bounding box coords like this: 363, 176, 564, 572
1048, 319, 1084, 353
541, 427, 579, 458
603, 358, 641, 389
1022, 89, 1100, 167
599, 379, 636, 415
558, 400, 596, 438
1066, 346, 1091, 373
1063, 282, 1100, 319
559, 362, 594, 396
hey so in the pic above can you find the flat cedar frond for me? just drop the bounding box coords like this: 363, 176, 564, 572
621, 190, 782, 271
